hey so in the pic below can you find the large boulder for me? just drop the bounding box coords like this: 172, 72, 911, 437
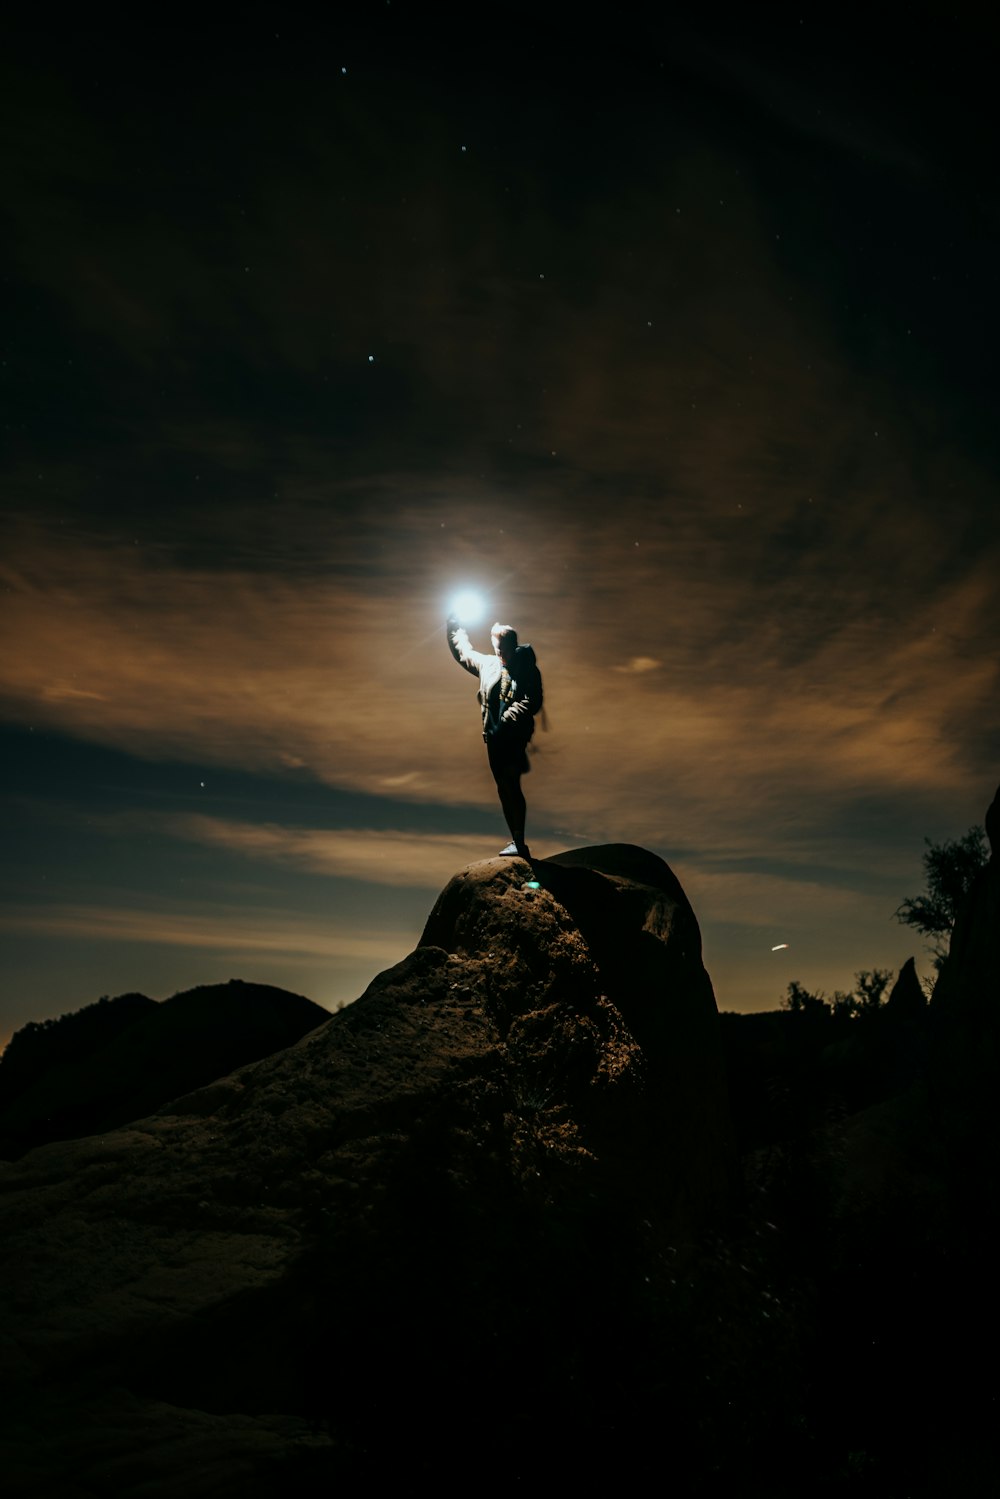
931, 784, 1000, 1030
419, 844, 732, 1224
0, 845, 732, 1494
926, 784, 1000, 1223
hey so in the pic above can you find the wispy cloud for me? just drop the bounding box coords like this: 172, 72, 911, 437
615, 657, 660, 674
676, 865, 870, 927
1, 510, 995, 865
2, 86, 997, 894
168, 816, 499, 889
0, 899, 410, 966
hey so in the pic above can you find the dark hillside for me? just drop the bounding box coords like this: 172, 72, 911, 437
0, 979, 329, 1158
0, 990, 155, 1108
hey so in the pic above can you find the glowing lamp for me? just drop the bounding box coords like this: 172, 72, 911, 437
451, 589, 485, 626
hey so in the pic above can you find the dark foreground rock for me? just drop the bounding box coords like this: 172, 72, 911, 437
924, 782, 1000, 1230
0, 846, 737, 1495
803, 785, 1000, 1494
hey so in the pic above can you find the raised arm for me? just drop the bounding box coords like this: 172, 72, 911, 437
446, 616, 487, 678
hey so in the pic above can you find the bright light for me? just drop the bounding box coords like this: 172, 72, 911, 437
451, 590, 485, 625
771, 943, 789, 952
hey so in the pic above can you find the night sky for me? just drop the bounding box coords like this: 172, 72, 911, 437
3, 14, 998, 1043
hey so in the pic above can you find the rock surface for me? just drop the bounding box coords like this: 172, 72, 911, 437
926, 782, 1000, 1225
0, 845, 732, 1494
884, 955, 926, 1019
931, 782, 1000, 1030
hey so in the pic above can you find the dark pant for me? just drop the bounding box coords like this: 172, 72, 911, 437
487, 734, 529, 841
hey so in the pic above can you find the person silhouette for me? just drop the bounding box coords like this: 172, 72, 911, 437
446, 616, 543, 859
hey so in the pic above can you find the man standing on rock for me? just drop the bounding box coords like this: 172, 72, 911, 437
446, 615, 543, 859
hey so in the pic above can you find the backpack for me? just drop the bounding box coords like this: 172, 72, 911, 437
515, 644, 543, 716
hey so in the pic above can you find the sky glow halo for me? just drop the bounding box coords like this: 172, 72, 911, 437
450, 590, 485, 626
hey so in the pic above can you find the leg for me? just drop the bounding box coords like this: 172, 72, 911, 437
493, 766, 529, 857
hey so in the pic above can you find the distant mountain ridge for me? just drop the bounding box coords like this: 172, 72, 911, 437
0, 979, 329, 1158
0, 989, 156, 1105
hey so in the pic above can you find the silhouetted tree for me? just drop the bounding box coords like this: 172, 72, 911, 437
853, 967, 893, 1012
895, 825, 989, 969
782, 980, 828, 1015
783, 969, 894, 1021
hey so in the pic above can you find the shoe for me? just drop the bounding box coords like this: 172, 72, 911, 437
499, 841, 531, 859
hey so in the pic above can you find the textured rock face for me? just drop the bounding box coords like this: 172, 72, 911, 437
0, 846, 732, 1494
931, 783, 1000, 1030
419, 844, 732, 1223
884, 956, 926, 1019
927, 784, 1000, 1217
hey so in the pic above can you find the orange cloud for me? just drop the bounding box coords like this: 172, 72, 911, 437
614, 657, 661, 674
0, 899, 413, 969
1, 509, 995, 867
170, 817, 506, 888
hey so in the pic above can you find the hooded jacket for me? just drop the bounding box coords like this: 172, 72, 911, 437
446, 619, 542, 744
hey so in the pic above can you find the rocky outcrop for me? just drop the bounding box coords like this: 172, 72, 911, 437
815, 787, 1000, 1494
419, 844, 732, 1225
0, 846, 733, 1495
931, 783, 1000, 1029
926, 784, 1000, 1226
884, 956, 926, 1020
